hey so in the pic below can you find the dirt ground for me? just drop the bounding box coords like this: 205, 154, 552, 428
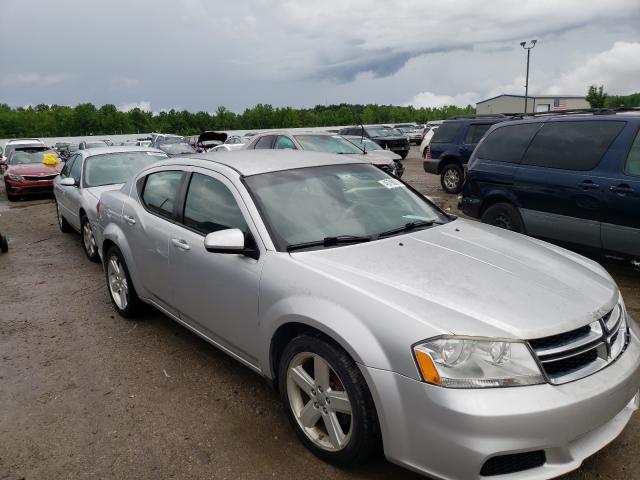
1, 147, 639, 480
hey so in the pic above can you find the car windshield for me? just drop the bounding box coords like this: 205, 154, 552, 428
367, 127, 397, 137
83, 151, 168, 187
245, 164, 448, 250
294, 135, 364, 154
344, 137, 383, 152
9, 149, 57, 164
159, 143, 196, 155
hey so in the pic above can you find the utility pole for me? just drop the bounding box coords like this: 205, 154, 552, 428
520, 40, 537, 113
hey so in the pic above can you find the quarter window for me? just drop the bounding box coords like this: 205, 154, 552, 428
141, 171, 183, 219
626, 129, 640, 176
275, 136, 297, 150
521, 121, 625, 171
463, 124, 493, 144
183, 173, 248, 235
476, 123, 541, 163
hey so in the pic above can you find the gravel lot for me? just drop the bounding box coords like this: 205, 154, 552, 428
1, 147, 639, 480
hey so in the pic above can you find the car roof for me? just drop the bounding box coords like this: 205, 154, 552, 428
252, 130, 335, 136
6, 139, 44, 145
150, 150, 366, 176
79, 146, 167, 157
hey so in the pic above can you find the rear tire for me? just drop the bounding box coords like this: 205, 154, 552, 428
56, 201, 73, 233
278, 333, 380, 467
105, 246, 142, 318
81, 215, 100, 262
481, 203, 525, 233
0, 235, 8, 253
440, 164, 464, 194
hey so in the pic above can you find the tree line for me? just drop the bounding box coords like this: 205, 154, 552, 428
0, 102, 475, 138
586, 87, 640, 109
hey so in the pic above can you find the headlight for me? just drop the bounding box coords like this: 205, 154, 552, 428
7, 173, 24, 181
413, 336, 545, 388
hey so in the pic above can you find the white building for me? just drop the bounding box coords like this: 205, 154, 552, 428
476, 94, 590, 114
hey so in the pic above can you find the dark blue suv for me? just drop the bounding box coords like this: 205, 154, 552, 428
423, 115, 509, 193
461, 110, 640, 259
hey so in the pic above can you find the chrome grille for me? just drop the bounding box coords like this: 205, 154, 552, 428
528, 305, 629, 385
23, 174, 57, 181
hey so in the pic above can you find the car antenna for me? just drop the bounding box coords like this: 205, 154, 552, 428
349, 107, 367, 154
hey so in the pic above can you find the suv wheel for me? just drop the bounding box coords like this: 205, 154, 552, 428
481, 203, 525, 233
278, 334, 380, 467
56, 201, 73, 233
81, 215, 100, 262
440, 164, 463, 194
105, 246, 141, 318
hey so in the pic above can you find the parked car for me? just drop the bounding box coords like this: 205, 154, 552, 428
244, 131, 403, 177
423, 115, 510, 194
95, 149, 639, 480
419, 126, 439, 158
394, 124, 422, 144
53, 147, 168, 261
1, 139, 46, 170
338, 126, 410, 159
79, 139, 109, 150
155, 142, 197, 157
3, 148, 63, 200
342, 135, 405, 177
461, 109, 640, 259
196, 131, 228, 151
224, 136, 245, 145
212, 144, 243, 152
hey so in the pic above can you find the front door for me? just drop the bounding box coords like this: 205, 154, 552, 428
169, 169, 263, 365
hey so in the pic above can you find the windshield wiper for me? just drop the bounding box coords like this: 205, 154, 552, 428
287, 235, 372, 252
377, 220, 438, 238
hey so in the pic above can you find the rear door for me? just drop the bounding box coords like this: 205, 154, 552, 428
515, 120, 626, 248
429, 121, 462, 160
601, 126, 640, 257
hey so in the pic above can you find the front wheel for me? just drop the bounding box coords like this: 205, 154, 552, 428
279, 334, 380, 467
440, 164, 464, 194
481, 202, 525, 233
105, 246, 141, 318
81, 215, 100, 262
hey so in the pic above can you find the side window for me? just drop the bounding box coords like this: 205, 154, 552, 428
254, 135, 276, 150
476, 123, 541, 163
61, 156, 76, 177
464, 124, 493, 144
626, 129, 640, 177
275, 136, 297, 150
522, 121, 626, 171
183, 173, 248, 235
69, 155, 82, 183
431, 122, 461, 143
141, 171, 183, 219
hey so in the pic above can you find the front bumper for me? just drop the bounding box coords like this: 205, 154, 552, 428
5, 178, 55, 195
361, 324, 640, 480
459, 195, 482, 218
423, 158, 439, 175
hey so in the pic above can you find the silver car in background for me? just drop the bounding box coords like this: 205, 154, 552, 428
94, 150, 640, 480
53, 147, 168, 261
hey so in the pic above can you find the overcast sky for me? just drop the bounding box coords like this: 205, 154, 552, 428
1, 0, 639, 113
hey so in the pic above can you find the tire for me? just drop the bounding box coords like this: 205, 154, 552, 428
0, 235, 8, 253
440, 163, 464, 194
6, 190, 16, 201
481, 202, 525, 233
105, 246, 142, 318
81, 215, 100, 262
278, 333, 380, 467
399, 150, 408, 160
56, 201, 73, 233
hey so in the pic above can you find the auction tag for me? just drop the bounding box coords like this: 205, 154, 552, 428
378, 178, 404, 189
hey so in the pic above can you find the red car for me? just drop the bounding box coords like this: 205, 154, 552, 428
3, 149, 63, 201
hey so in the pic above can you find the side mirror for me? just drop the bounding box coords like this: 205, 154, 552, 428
204, 228, 245, 252
60, 177, 76, 187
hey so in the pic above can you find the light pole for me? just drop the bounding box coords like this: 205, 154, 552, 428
520, 40, 537, 113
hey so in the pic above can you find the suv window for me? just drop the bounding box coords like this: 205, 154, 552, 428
431, 122, 461, 143
275, 136, 296, 150
69, 155, 82, 183
626, 129, 640, 176
142, 171, 183, 219
476, 123, 541, 163
183, 173, 248, 235
464, 124, 493, 144
522, 121, 625, 171
254, 135, 276, 150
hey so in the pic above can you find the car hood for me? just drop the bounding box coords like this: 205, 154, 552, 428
343, 153, 393, 166
369, 135, 406, 141
6, 163, 62, 175
365, 150, 402, 162
290, 219, 618, 340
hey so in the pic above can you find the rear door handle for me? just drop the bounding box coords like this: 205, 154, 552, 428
123, 215, 136, 225
577, 180, 600, 190
171, 238, 190, 251
609, 185, 635, 194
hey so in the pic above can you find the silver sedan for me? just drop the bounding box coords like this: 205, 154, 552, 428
53, 147, 168, 261
94, 150, 640, 480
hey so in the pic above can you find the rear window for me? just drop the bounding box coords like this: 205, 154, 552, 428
476, 123, 541, 163
521, 121, 625, 171
463, 124, 494, 144
431, 122, 461, 143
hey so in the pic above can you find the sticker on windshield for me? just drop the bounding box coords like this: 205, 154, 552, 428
378, 178, 404, 189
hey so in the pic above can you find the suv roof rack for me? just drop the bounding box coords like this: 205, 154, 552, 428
510, 107, 640, 119
448, 114, 510, 120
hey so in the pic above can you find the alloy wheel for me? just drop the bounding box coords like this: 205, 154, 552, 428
107, 256, 129, 310
287, 352, 353, 452
83, 221, 97, 257
443, 168, 460, 190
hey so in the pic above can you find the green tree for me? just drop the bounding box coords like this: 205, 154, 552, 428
586, 85, 607, 108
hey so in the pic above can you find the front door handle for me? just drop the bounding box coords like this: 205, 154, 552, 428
123, 215, 136, 225
577, 180, 600, 190
171, 238, 190, 251
609, 184, 634, 194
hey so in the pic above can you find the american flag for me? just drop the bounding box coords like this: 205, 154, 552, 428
553, 98, 566, 110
